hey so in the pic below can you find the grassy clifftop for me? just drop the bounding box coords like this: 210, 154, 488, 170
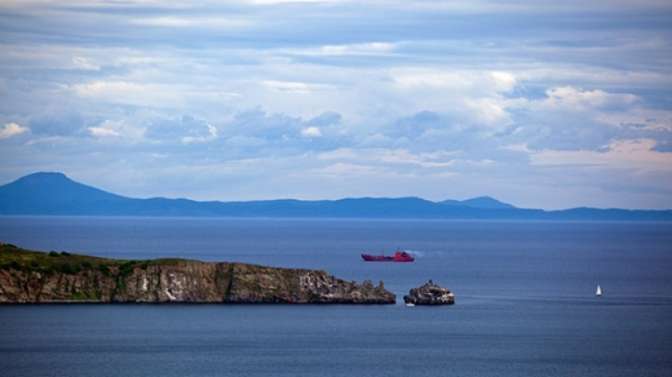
0, 243, 395, 304
0, 243, 181, 276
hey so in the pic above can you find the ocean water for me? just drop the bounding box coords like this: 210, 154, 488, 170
0, 217, 671, 376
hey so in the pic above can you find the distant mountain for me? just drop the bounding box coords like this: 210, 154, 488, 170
0, 172, 670, 221
0, 172, 129, 215
441, 196, 515, 210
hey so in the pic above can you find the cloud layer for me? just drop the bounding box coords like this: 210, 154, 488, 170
0, 0, 671, 209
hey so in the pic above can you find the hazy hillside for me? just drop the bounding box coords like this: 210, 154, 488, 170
0, 172, 670, 221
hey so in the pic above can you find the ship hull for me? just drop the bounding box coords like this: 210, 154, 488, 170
361, 252, 414, 262
361, 255, 395, 262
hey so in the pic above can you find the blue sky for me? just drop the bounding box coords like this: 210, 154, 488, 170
0, 0, 671, 209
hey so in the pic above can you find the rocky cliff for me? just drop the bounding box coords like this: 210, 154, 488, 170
403, 280, 454, 305
0, 243, 395, 304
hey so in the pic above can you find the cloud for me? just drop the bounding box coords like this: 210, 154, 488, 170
300, 126, 322, 138
386, 69, 518, 129
542, 86, 639, 111
261, 80, 333, 94
71, 56, 100, 71
27, 112, 87, 137
0, 122, 29, 139
385, 111, 444, 139
71, 79, 238, 110
317, 42, 396, 56
501, 86, 672, 151
531, 139, 672, 169
182, 123, 218, 144
391, 69, 517, 93
318, 147, 458, 169
145, 115, 215, 144
88, 126, 120, 137
308, 111, 341, 127
73, 81, 168, 105
222, 109, 343, 145
129, 17, 252, 29
87, 120, 144, 140
246, 0, 348, 5
315, 162, 378, 177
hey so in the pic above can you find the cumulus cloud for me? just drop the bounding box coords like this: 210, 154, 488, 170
0, 122, 29, 139
301, 126, 322, 138
88, 120, 144, 141
386, 69, 518, 129
220, 109, 346, 148
145, 115, 215, 143
499, 85, 672, 152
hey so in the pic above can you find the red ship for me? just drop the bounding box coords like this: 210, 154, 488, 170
361, 250, 415, 262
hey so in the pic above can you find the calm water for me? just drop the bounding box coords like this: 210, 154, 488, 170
1, 217, 671, 376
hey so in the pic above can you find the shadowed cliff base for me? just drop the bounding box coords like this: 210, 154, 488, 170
0, 243, 395, 304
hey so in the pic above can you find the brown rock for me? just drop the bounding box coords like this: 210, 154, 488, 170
0, 244, 395, 304
403, 280, 455, 305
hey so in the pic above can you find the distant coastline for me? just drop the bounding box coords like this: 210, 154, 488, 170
1, 172, 671, 221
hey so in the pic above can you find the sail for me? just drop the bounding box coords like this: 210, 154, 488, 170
596, 285, 602, 296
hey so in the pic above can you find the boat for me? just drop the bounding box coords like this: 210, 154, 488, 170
361, 250, 414, 262
595, 285, 602, 297
405, 302, 415, 307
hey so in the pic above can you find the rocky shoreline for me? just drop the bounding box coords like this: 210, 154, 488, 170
0, 243, 395, 304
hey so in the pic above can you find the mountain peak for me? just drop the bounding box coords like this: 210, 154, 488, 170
0, 172, 125, 215
440, 196, 515, 210
461, 196, 515, 210
470, 195, 497, 201
15, 172, 71, 183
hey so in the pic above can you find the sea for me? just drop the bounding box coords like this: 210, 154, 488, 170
0, 216, 671, 377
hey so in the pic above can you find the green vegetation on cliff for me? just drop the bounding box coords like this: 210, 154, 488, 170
1, 243, 113, 275
0, 243, 190, 277
0, 243, 395, 304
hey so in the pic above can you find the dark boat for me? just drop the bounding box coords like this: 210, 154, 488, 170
361, 250, 414, 262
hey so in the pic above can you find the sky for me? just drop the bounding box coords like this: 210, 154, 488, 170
0, 0, 671, 209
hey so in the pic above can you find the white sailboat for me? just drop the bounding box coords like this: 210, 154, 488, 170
595, 285, 602, 297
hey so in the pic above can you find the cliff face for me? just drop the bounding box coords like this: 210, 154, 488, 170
0, 244, 395, 304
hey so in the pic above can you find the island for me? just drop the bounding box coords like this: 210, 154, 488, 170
0, 243, 395, 304
404, 280, 455, 305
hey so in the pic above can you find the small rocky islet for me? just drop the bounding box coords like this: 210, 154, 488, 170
0, 243, 394, 304
404, 280, 455, 305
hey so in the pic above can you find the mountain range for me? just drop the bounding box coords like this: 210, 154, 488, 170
0, 172, 670, 221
